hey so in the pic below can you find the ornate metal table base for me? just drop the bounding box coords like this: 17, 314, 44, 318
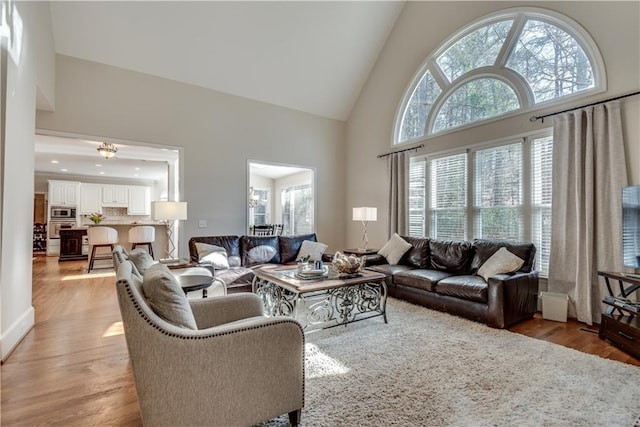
253, 276, 387, 331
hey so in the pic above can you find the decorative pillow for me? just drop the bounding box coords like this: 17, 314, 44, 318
194, 242, 230, 270
378, 233, 412, 265
296, 240, 328, 262
142, 264, 197, 330
477, 247, 525, 282
246, 245, 278, 266
127, 248, 156, 275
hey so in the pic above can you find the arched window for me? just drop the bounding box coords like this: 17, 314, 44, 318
394, 8, 605, 145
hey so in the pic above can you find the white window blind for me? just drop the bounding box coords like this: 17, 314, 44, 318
409, 157, 426, 237
622, 186, 640, 269
430, 153, 467, 240
409, 133, 552, 276
474, 143, 523, 240
531, 136, 553, 275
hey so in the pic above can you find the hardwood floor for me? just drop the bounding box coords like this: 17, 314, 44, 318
2, 256, 638, 425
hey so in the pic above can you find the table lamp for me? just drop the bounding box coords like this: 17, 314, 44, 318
352, 207, 377, 251
152, 201, 187, 260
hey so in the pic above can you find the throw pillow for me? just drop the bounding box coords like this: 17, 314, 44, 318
477, 247, 525, 282
128, 248, 156, 275
142, 263, 198, 330
194, 242, 230, 270
296, 240, 328, 262
246, 245, 278, 266
378, 233, 412, 265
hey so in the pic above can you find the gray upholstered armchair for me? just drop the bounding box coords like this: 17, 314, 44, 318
115, 260, 305, 426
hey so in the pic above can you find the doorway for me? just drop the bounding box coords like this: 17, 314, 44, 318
248, 161, 315, 235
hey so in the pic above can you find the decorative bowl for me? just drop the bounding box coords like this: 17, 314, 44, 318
332, 252, 365, 275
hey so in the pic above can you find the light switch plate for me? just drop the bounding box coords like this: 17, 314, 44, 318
198, 220, 207, 228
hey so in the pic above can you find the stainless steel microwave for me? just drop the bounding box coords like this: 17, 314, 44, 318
51, 207, 77, 219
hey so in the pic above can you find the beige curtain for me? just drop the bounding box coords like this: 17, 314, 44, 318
548, 101, 628, 325
387, 151, 409, 238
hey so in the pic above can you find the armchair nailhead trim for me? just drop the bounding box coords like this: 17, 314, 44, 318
118, 279, 306, 406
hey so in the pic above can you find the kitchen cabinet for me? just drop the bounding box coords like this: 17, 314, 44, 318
49, 180, 79, 206
79, 183, 102, 215
102, 185, 129, 206
128, 186, 151, 215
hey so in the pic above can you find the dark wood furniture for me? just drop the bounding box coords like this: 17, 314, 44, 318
33, 223, 47, 252
175, 274, 213, 298
598, 271, 640, 359
59, 228, 88, 262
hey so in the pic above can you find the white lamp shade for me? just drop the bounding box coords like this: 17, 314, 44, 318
352, 207, 377, 221
152, 201, 188, 221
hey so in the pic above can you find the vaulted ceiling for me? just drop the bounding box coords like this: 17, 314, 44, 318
49, 1, 405, 121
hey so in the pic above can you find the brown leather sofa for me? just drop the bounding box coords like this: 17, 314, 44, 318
365, 237, 539, 328
188, 234, 320, 293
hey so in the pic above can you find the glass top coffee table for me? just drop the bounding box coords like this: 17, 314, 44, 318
252, 265, 387, 331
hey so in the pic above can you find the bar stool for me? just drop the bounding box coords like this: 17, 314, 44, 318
129, 226, 155, 259
87, 226, 118, 272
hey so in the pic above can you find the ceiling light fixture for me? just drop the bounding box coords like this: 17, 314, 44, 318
51, 160, 59, 164
97, 142, 118, 159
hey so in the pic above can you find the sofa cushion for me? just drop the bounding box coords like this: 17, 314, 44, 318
128, 248, 156, 275
394, 269, 453, 292
429, 239, 472, 274
194, 242, 230, 270
435, 275, 488, 303
241, 236, 280, 266
366, 264, 413, 288
471, 239, 536, 273
399, 236, 430, 268
189, 236, 242, 267
378, 233, 412, 265
142, 264, 198, 329
213, 267, 254, 287
279, 234, 317, 264
477, 247, 525, 281
296, 240, 328, 262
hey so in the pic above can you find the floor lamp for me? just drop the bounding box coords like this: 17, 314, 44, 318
352, 207, 377, 251
152, 201, 188, 260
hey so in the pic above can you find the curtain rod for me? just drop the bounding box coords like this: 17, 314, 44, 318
529, 90, 640, 123
377, 144, 424, 158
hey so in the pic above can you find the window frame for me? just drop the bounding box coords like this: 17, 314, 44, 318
392, 7, 606, 147
411, 128, 553, 276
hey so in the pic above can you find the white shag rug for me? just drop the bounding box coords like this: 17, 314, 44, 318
263, 298, 640, 427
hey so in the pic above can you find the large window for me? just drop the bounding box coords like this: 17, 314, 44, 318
409, 132, 553, 276
282, 184, 313, 235
250, 188, 269, 226
395, 8, 604, 144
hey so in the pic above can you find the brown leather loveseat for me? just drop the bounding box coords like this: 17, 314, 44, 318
365, 238, 539, 328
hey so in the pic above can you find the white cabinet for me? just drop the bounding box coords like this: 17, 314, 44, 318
128, 186, 151, 215
49, 181, 79, 206
102, 185, 129, 206
79, 184, 102, 215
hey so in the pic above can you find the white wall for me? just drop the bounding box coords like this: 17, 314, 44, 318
36, 55, 347, 256
1, 1, 55, 361
346, 1, 640, 250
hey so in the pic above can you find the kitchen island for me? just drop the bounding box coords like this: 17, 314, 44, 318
59, 228, 88, 262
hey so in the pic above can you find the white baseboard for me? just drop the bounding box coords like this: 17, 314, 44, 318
1, 306, 35, 362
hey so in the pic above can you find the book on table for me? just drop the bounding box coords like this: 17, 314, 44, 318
604, 295, 640, 313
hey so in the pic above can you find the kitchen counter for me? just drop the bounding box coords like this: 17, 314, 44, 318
84, 222, 164, 226
82, 223, 169, 259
